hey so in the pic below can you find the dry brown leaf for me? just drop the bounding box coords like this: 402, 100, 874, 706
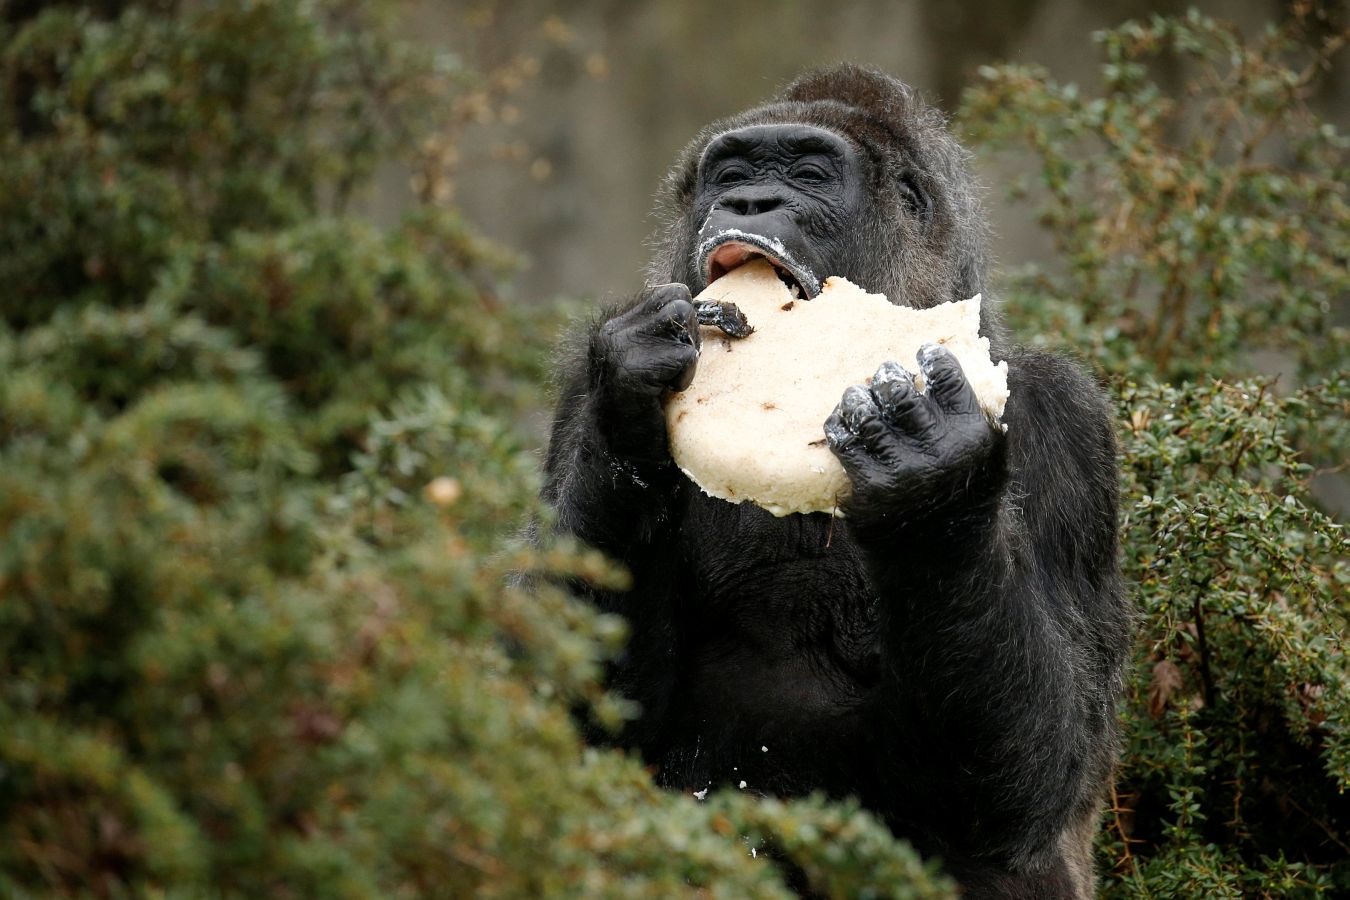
1148, 660, 1185, 719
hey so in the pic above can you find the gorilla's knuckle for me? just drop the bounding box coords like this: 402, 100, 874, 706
600, 315, 639, 346
666, 297, 696, 321
645, 282, 691, 310
874, 378, 917, 415
838, 385, 880, 425
659, 281, 693, 300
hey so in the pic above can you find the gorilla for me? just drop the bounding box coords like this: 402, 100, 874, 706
541, 66, 1131, 898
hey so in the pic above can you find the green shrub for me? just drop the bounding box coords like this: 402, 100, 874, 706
962, 8, 1348, 895
961, 9, 1347, 385
0, 2, 949, 896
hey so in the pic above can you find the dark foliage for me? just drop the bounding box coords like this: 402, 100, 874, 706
962, 8, 1348, 894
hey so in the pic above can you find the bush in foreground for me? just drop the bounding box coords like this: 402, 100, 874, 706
963, 9, 1348, 894
0, 2, 947, 896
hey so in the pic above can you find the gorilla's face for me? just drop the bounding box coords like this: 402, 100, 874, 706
690, 124, 866, 300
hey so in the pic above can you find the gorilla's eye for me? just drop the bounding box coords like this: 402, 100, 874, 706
715, 166, 752, 187
790, 163, 829, 184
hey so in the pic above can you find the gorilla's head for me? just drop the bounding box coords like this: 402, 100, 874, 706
651, 66, 991, 318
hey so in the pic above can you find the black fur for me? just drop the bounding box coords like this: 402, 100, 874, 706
541, 66, 1131, 898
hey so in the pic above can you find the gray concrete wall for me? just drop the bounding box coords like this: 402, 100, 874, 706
366, 0, 1342, 309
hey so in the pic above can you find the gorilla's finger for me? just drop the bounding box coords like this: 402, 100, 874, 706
835, 385, 897, 456
918, 343, 980, 416
682, 298, 702, 351
654, 297, 700, 348
824, 409, 859, 452
869, 361, 934, 439
871, 360, 912, 387
870, 361, 936, 436
670, 349, 699, 391
642, 282, 693, 313
840, 385, 880, 433
825, 409, 880, 485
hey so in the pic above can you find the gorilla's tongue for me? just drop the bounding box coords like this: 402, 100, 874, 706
707, 242, 807, 298
709, 243, 756, 274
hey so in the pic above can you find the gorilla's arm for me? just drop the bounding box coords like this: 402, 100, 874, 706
541, 285, 701, 743
543, 285, 698, 555
834, 348, 1127, 867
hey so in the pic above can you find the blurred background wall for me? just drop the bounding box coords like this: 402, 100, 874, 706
366, 0, 1348, 308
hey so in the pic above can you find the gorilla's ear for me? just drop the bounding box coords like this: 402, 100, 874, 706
781, 65, 918, 122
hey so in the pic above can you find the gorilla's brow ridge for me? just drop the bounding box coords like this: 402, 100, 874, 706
697, 124, 851, 172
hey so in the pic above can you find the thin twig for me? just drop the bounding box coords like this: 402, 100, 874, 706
1191, 585, 1215, 710
1109, 782, 1141, 876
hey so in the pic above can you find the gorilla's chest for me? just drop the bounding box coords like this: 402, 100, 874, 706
677, 490, 882, 691
657, 491, 882, 795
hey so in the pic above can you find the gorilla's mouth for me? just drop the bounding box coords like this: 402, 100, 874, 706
699, 232, 821, 300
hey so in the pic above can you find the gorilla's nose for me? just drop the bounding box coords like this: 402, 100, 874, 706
719, 191, 785, 217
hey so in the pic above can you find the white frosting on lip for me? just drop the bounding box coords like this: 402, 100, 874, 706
665, 259, 1010, 517
695, 229, 821, 297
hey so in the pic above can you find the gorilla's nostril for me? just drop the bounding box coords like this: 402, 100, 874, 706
722, 194, 783, 217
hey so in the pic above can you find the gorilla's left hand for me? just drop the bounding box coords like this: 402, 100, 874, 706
825, 343, 1006, 533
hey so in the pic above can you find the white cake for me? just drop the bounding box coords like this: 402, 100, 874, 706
665, 259, 1009, 516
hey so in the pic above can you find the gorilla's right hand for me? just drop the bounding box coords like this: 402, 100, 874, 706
589, 283, 700, 466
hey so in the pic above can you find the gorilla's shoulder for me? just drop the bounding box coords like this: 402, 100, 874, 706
1006, 348, 1111, 404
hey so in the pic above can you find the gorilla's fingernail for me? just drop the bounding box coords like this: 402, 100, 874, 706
824, 416, 854, 448
918, 343, 956, 382
872, 375, 913, 415
841, 385, 875, 430
918, 340, 950, 367
872, 360, 912, 385
917, 342, 948, 366
842, 385, 873, 417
